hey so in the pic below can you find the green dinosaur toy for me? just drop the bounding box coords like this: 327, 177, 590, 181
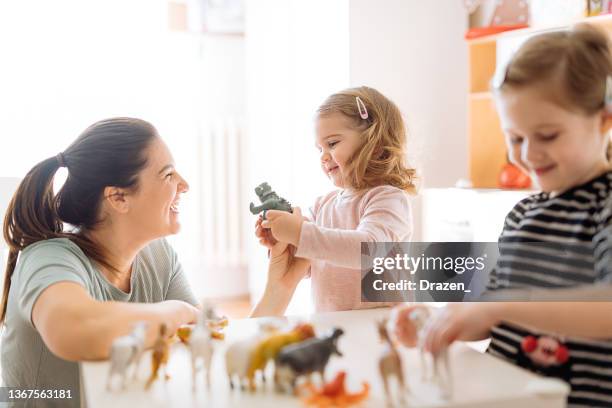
249, 182, 292, 219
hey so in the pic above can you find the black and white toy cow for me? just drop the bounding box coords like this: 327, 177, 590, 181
274, 327, 344, 393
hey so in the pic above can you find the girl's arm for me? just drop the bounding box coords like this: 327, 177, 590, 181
492, 301, 612, 338
32, 282, 199, 361
264, 187, 411, 269
423, 301, 612, 355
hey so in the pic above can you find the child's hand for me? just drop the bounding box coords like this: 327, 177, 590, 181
422, 303, 500, 355
261, 207, 305, 247
391, 304, 429, 348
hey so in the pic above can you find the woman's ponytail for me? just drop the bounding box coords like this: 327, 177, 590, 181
2, 156, 64, 323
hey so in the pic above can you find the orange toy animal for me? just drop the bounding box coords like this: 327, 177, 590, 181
301, 371, 369, 407
145, 323, 171, 389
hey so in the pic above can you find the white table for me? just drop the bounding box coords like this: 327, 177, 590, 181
81, 308, 569, 407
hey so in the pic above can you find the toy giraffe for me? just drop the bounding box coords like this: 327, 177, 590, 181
408, 307, 452, 400
377, 319, 408, 407
145, 323, 170, 389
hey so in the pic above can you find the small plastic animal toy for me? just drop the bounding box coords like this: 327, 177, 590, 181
249, 182, 292, 219
106, 321, 148, 391
377, 319, 408, 407
301, 371, 370, 408
402, 306, 453, 400
145, 323, 171, 389
177, 303, 228, 343
189, 309, 214, 391
249, 323, 315, 383
274, 328, 344, 394
225, 333, 267, 391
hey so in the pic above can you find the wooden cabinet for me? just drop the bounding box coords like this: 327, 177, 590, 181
467, 14, 612, 188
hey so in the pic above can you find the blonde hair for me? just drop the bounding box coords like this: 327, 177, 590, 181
495, 23, 612, 161
316, 86, 417, 193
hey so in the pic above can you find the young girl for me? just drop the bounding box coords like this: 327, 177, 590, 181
395, 24, 612, 407
252, 86, 416, 314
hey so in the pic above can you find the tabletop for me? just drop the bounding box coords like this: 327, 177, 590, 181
81, 308, 569, 408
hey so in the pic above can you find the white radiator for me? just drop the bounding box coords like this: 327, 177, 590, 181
195, 119, 248, 297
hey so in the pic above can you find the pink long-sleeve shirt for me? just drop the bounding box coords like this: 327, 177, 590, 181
295, 185, 413, 312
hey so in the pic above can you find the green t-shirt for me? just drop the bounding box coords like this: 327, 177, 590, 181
1, 238, 197, 407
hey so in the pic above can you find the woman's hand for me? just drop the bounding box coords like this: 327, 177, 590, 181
255, 215, 278, 249
250, 225, 311, 317
422, 303, 500, 355
156, 300, 199, 334
260, 207, 305, 247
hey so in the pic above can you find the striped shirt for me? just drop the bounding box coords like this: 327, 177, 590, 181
486, 171, 612, 407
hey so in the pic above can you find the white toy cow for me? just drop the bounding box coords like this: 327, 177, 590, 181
106, 321, 148, 391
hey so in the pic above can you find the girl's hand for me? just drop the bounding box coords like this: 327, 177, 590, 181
422, 303, 500, 355
261, 207, 305, 247
391, 304, 430, 348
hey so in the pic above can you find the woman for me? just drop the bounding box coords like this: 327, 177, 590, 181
1, 118, 200, 406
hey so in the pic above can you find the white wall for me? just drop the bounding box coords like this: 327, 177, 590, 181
0, 0, 246, 299
349, 0, 469, 240
349, 0, 469, 189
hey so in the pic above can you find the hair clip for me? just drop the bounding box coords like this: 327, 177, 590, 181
605, 75, 612, 113
491, 62, 508, 90
356, 96, 369, 120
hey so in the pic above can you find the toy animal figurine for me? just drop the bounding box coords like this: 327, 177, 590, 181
203, 301, 229, 333
274, 328, 344, 394
249, 323, 315, 384
189, 310, 214, 391
145, 323, 171, 389
301, 371, 370, 407
177, 303, 228, 343
407, 306, 452, 400
377, 319, 408, 407
226, 333, 268, 391
249, 182, 292, 219
106, 321, 148, 391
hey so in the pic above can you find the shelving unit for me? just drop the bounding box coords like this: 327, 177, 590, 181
466, 13, 612, 188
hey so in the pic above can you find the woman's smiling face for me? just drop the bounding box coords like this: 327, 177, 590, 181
126, 137, 189, 239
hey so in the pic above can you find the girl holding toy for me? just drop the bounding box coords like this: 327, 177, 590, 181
252, 86, 416, 314
394, 24, 612, 407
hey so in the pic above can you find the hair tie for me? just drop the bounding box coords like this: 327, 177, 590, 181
356, 96, 369, 120
56, 152, 67, 168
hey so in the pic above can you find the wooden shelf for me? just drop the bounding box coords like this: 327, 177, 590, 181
467, 13, 612, 44
469, 91, 493, 100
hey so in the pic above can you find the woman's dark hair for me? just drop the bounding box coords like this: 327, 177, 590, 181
1, 117, 158, 324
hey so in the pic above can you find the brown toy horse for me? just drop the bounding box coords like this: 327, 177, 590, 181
377, 319, 408, 407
